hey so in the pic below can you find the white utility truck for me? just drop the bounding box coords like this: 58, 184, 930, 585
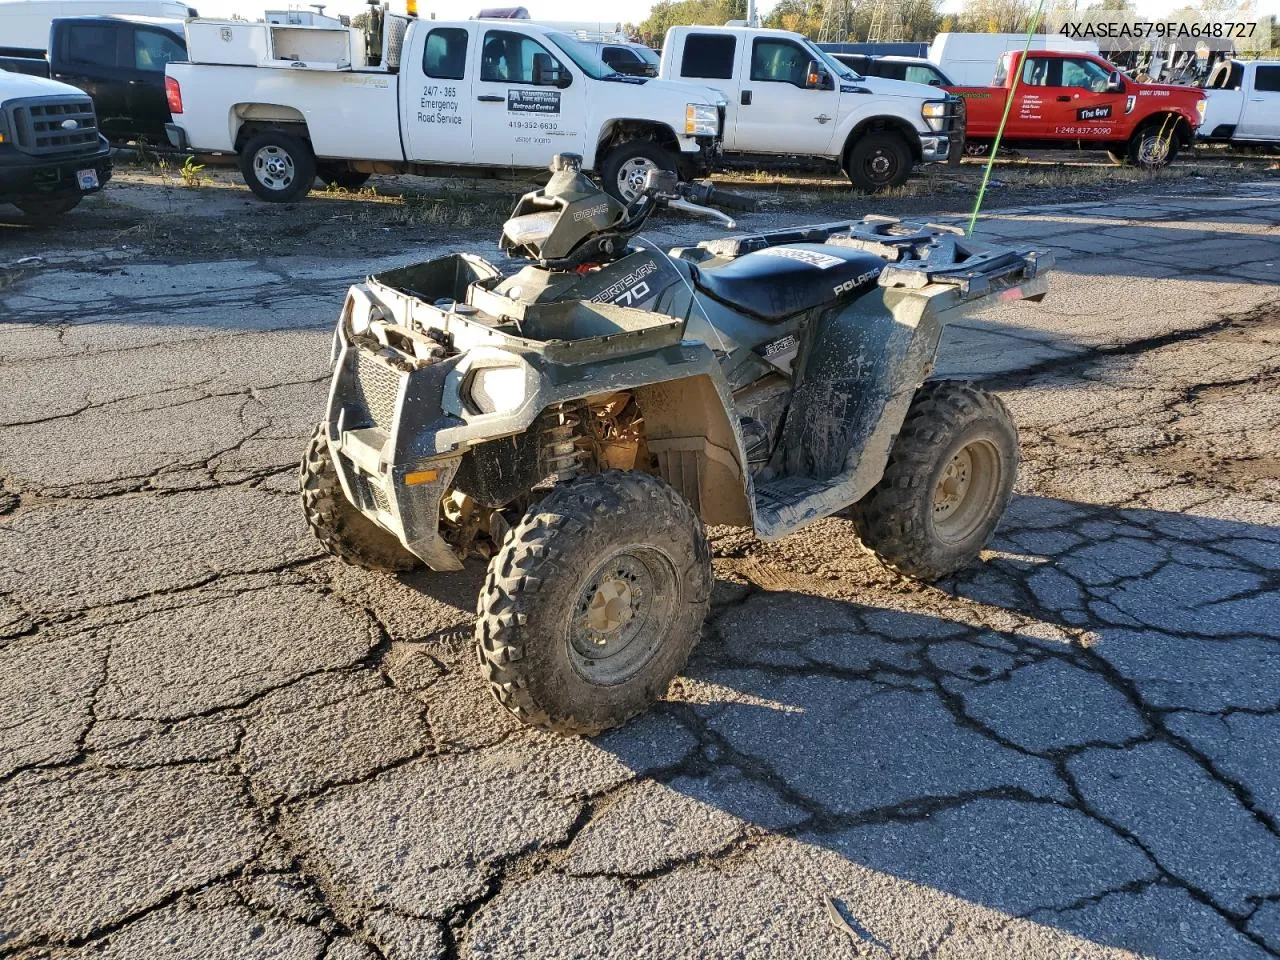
658, 25, 963, 192
164, 12, 725, 202
1200, 59, 1280, 147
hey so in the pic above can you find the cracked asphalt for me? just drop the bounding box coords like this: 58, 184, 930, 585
1, 175, 1279, 959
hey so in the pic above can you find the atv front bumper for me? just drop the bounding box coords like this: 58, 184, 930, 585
326, 326, 466, 571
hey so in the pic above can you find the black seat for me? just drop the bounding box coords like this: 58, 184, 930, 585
694, 243, 887, 323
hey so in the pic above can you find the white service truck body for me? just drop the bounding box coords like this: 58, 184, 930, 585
1200, 59, 1280, 145
166, 17, 725, 202
658, 25, 962, 192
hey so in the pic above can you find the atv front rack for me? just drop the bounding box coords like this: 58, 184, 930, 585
691, 216, 1052, 302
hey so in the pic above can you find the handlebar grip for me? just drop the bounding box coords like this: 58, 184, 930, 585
708, 189, 758, 213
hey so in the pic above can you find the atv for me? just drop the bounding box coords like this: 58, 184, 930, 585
301, 153, 1052, 735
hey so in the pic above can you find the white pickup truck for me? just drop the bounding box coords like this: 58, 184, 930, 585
1199, 59, 1280, 147
164, 14, 725, 202
658, 25, 964, 192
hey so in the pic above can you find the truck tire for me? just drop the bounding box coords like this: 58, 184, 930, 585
299, 423, 420, 573
598, 140, 678, 203
14, 193, 82, 220
850, 380, 1018, 581
317, 163, 371, 190
476, 470, 712, 736
1127, 123, 1180, 168
845, 131, 913, 192
240, 130, 317, 202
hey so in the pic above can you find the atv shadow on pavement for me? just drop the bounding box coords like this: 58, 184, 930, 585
580, 493, 1280, 959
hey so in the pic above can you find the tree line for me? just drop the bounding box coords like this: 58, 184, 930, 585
628, 0, 1277, 50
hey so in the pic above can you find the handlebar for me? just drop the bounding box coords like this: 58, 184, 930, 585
627, 172, 758, 231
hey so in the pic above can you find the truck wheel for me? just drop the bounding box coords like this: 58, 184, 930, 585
15, 193, 82, 220
240, 130, 317, 202
299, 423, 420, 573
1127, 124, 1180, 168
850, 380, 1018, 581
845, 132, 913, 192
317, 163, 371, 190
599, 141, 678, 203
476, 470, 712, 736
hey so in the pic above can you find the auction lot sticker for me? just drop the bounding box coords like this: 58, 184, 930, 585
1047, 6, 1269, 53
508, 90, 560, 114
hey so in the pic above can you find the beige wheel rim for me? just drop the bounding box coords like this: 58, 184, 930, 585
932, 438, 1001, 544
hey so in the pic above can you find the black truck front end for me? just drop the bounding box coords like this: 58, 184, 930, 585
0, 93, 112, 208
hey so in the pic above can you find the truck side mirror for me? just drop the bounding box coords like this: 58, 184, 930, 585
533, 52, 570, 88
1106, 71, 1124, 93
805, 60, 831, 90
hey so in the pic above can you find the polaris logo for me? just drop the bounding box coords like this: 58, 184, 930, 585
832, 268, 882, 296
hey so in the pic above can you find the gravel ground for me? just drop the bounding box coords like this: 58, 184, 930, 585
1, 167, 1278, 960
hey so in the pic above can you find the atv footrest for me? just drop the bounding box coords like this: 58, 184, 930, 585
753, 474, 850, 539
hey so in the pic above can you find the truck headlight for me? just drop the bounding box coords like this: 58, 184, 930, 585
685, 103, 719, 137
468, 364, 527, 415
0, 112, 8, 144
921, 101, 947, 133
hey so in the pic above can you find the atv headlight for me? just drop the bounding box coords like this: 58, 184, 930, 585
685, 103, 719, 137
468, 364, 527, 415
921, 100, 947, 133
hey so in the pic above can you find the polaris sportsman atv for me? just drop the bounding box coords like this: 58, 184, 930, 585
301, 153, 1052, 735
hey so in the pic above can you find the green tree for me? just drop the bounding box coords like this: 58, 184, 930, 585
634, 0, 747, 45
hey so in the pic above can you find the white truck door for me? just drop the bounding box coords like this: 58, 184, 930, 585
470, 28, 587, 169
402, 23, 475, 163
1237, 65, 1280, 140
733, 35, 840, 155
668, 31, 742, 147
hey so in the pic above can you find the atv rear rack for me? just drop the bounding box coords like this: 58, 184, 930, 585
692, 216, 1052, 302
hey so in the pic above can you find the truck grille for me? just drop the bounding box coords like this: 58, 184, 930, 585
353, 352, 403, 430
5, 96, 99, 156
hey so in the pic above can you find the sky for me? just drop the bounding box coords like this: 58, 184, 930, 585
194, 0, 1280, 32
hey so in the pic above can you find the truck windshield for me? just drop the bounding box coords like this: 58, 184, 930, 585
802, 39, 860, 80
547, 33, 615, 79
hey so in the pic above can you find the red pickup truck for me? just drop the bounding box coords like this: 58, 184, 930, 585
949, 50, 1206, 166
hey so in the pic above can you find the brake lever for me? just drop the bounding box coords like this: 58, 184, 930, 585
665, 198, 737, 230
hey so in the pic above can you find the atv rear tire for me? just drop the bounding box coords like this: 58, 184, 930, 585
476, 470, 712, 736
850, 380, 1018, 581
846, 131, 913, 192
299, 423, 420, 573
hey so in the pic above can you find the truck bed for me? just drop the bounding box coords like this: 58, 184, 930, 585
166, 61, 403, 159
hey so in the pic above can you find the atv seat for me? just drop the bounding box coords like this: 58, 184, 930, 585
693, 243, 887, 323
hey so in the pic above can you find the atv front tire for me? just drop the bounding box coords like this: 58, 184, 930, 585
851, 381, 1018, 581
299, 423, 420, 573
476, 471, 712, 736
